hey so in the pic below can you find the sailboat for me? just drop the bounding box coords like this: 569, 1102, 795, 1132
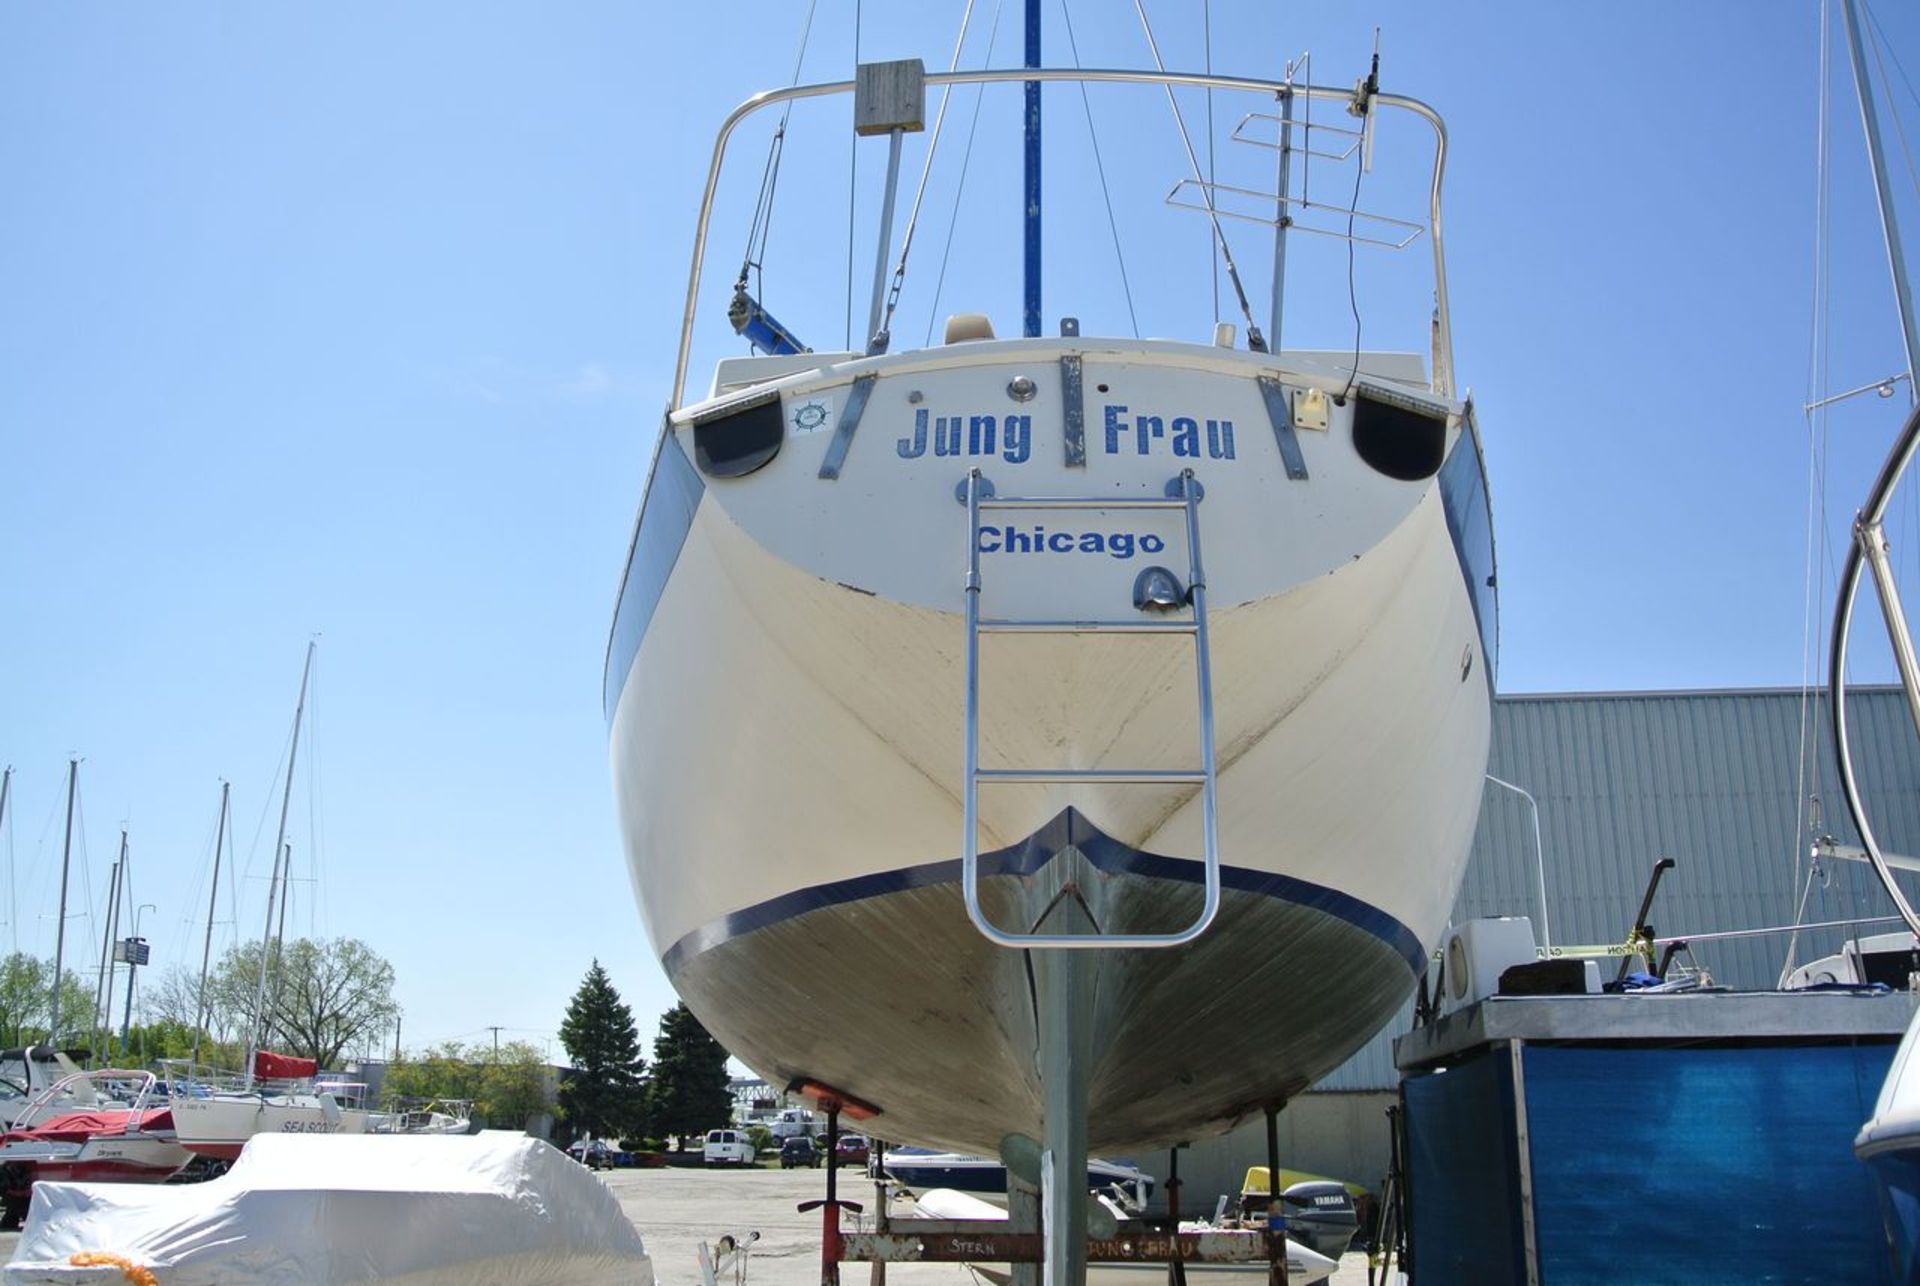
161, 643, 372, 1162
608, 14, 1494, 1164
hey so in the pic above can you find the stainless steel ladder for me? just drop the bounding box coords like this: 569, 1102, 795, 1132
960, 467, 1221, 949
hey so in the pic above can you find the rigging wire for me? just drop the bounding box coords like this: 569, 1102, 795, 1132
307, 667, 324, 941
1865, 3, 1920, 217
736, 0, 823, 301
1059, 0, 1139, 338
1787, 0, 1835, 980
875, 0, 983, 348
1204, 0, 1219, 324
1864, 0, 1920, 206
1130, 0, 1267, 350
845, 0, 864, 351
924, 0, 1007, 345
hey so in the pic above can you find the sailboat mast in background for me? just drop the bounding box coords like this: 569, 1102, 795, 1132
192, 781, 229, 1067
245, 640, 314, 1087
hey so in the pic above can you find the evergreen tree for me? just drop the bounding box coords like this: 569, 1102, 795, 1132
557, 961, 645, 1141
646, 1001, 733, 1150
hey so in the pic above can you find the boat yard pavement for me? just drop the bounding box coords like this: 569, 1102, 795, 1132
0, 1164, 1377, 1281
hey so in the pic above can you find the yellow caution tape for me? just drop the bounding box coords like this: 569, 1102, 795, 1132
1535, 943, 1644, 958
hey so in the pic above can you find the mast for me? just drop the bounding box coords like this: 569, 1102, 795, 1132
93, 835, 124, 1057
0, 766, 11, 956
1829, 0, 1920, 944
274, 840, 292, 959
1840, 0, 1920, 401
192, 782, 229, 1067
246, 641, 314, 1085
49, 758, 77, 1046
103, 848, 126, 1057
1269, 60, 1297, 352
1021, 0, 1041, 338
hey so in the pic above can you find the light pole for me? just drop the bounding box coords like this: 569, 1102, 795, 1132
1486, 775, 1552, 950
120, 904, 156, 1058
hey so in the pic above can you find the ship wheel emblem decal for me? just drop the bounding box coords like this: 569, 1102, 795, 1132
791, 400, 831, 434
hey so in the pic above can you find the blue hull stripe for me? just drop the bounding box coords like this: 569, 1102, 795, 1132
604, 429, 705, 721
661, 807, 1427, 977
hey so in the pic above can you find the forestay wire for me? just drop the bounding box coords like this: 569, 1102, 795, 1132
736, 0, 823, 301
1060, 0, 1139, 338
875, 0, 982, 349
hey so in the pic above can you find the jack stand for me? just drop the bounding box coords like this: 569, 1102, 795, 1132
1034, 899, 1097, 1286
1008, 1168, 1041, 1286
1264, 1102, 1285, 1286
869, 1140, 888, 1286
799, 1106, 863, 1286
1165, 1145, 1188, 1286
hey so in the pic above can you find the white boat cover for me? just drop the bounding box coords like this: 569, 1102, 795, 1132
4, 1131, 654, 1285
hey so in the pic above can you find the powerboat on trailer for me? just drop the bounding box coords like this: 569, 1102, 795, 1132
906, 1187, 1337, 1285
884, 1147, 1152, 1207
0, 1069, 189, 1228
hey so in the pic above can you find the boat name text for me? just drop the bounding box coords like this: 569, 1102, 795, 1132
895, 407, 1236, 462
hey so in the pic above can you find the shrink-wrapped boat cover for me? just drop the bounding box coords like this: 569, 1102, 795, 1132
3, 1130, 654, 1284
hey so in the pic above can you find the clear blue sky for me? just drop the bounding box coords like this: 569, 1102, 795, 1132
3, 2, 1919, 1064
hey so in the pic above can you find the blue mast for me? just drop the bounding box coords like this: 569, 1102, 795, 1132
1023, 0, 1041, 337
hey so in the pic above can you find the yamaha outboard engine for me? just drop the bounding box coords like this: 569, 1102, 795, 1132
1276, 1180, 1360, 1259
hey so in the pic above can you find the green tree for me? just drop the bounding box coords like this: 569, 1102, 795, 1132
556, 962, 645, 1142
646, 1001, 733, 1150
207, 937, 399, 1068
386, 1040, 554, 1132
0, 954, 48, 1047
479, 1040, 554, 1131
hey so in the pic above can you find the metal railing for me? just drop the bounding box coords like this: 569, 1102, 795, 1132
672, 68, 1454, 408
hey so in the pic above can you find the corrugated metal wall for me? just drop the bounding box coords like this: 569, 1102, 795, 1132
1315, 685, 1920, 1092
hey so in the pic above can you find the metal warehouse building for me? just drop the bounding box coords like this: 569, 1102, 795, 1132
1155, 685, 1920, 1209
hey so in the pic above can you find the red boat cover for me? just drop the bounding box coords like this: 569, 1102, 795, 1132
5, 1108, 173, 1145
253, 1050, 317, 1080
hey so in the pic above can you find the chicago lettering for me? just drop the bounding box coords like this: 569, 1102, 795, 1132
977, 526, 1167, 559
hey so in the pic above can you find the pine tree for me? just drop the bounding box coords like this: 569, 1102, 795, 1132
557, 961, 646, 1142
646, 1001, 734, 1150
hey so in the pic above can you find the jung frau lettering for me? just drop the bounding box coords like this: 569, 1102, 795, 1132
1102, 405, 1235, 459
894, 404, 1237, 462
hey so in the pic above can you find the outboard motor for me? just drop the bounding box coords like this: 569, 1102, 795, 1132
1277, 1181, 1360, 1260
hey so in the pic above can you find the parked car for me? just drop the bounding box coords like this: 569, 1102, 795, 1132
704, 1128, 756, 1166
780, 1136, 820, 1169
568, 1139, 614, 1171
834, 1134, 870, 1168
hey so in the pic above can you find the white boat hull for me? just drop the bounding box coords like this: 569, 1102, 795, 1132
169, 1095, 370, 1162
609, 340, 1493, 1153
